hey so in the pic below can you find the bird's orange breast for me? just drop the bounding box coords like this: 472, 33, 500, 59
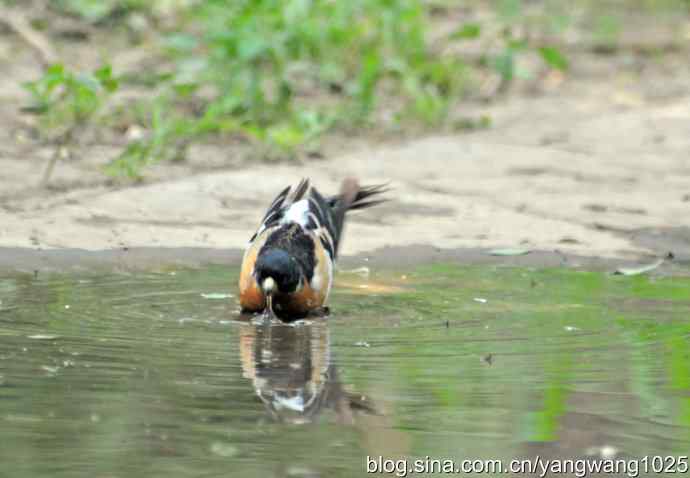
238, 229, 272, 312
276, 235, 332, 316
238, 226, 333, 317
275, 282, 326, 316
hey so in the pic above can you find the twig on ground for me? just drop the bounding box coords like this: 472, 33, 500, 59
0, 9, 58, 67
40, 129, 74, 187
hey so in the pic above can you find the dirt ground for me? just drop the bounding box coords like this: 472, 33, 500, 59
1, 15, 689, 268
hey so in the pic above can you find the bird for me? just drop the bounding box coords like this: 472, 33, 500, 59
239, 320, 377, 424
238, 178, 386, 320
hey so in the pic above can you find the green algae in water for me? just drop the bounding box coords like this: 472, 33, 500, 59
0, 264, 689, 477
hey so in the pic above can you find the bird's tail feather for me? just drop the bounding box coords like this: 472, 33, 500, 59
327, 179, 388, 256
348, 183, 388, 210
332, 178, 360, 245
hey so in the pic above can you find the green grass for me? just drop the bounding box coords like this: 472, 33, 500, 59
108, 0, 475, 177
23, 64, 118, 136
30, 0, 681, 178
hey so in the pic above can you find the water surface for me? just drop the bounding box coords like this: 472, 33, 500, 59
1, 264, 689, 477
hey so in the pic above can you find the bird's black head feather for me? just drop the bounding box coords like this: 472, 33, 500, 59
254, 248, 301, 294
257, 223, 316, 290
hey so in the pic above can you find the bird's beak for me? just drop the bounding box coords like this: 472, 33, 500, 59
261, 277, 276, 318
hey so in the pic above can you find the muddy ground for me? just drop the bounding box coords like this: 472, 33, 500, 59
1, 11, 689, 271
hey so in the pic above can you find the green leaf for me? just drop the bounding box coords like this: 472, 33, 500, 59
498, 0, 522, 20
94, 65, 119, 92
452, 23, 481, 40
74, 73, 101, 94
284, 0, 310, 24
237, 36, 267, 61
44, 64, 67, 85
56, 0, 116, 22
354, 49, 382, 117
164, 33, 199, 53
538, 46, 569, 71
507, 39, 528, 51
267, 123, 305, 150
493, 50, 514, 82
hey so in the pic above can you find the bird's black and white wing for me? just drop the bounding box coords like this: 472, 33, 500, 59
249, 179, 310, 243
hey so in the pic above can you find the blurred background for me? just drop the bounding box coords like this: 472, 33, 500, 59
0, 0, 689, 258
1, 0, 690, 259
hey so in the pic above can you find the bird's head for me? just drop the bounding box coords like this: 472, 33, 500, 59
254, 248, 302, 296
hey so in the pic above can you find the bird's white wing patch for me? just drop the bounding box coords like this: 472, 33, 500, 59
281, 199, 310, 227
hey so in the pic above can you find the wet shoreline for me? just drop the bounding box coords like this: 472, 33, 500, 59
0, 243, 685, 276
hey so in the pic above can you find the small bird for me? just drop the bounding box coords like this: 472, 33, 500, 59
239, 178, 385, 320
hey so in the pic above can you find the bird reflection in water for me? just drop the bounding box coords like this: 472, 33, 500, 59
239, 319, 375, 424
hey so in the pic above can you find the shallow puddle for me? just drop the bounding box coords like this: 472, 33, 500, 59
0, 264, 689, 477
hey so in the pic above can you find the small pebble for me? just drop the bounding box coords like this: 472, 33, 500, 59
600, 445, 618, 459
210, 442, 238, 458
201, 293, 233, 300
